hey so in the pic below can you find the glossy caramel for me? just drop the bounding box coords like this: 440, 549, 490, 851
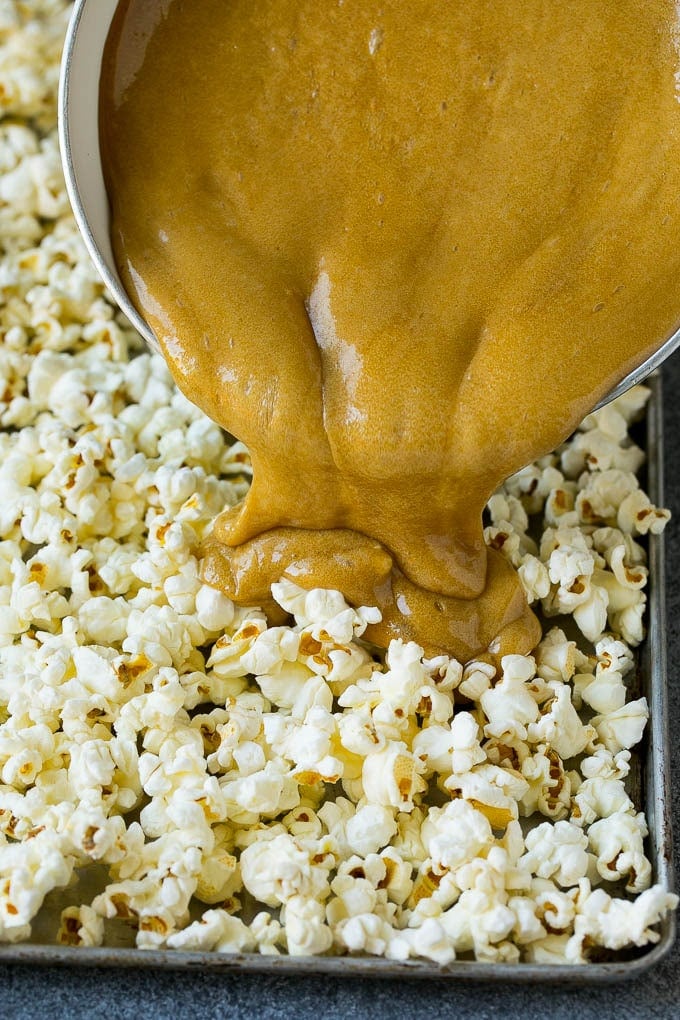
100, 0, 680, 659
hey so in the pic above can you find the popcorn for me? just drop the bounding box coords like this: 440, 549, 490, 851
525, 682, 595, 759
507, 895, 547, 945
57, 905, 104, 948
520, 821, 590, 888
388, 917, 456, 965
249, 911, 284, 955
0, 829, 74, 929
411, 723, 456, 775
334, 911, 395, 956
221, 758, 300, 821
588, 810, 651, 893
456, 659, 495, 700
617, 489, 671, 536
271, 581, 380, 638
438, 890, 516, 961
533, 884, 577, 934
345, 804, 398, 857
0, 4, 671, 964
239, 833, 331, 907
92, 838, 201, 941
282, 896, 333, 956
569, 881, 678, 957
379, 846, 414, 904
444, 763, 529, 830
480, 656, 540, 742
517, 555, 551, 603
534, 628, 578, 683
591, 698, 649, 754
361, 740, 427, 811
166, 909, 254, 953
520, 748, 572, 820
194, 843, 240, 904
420, 801, 494, 873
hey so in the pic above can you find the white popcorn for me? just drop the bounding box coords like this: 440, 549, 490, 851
408, 860, 460, 912
221, 758, 301, 821
249, 911, 284, 955
526, 682, 595, 759
379, 639, 440, 711
345, 804, 398, 857
241, 626, 300, 678
444, 764, 529, 830
277, 705, 342, 780
337, 708, 385, 759
439, 890, 516, 961
57, 905, 105, 948
205, 618, 267, 678
543, 527, 596, 588
282, 895, 333, 955
388, 917, 456, 964
317, 796, 357, 858
508, 895, 547, 945
449, 712, 487, 774
239, 833, 331, 906
166, 910, 254, 953
588, 810, 651, 893
544, 484, 579, 528
520, 748, 571, 820
67, 739, 117, 796
617, 488, 670, 536
520, 821, 590, 888
524, 932, 576, 964
517, 554, 551, 603
480, 656, 540, 742
0, 829, 74, 931
94, 842, 201, 939
195, 844, 240, 905
569, 880, 678, 955
65, 808, 128, 864
456, 659, 496, 701
334, 912, 395, 956
378, 846, 413, 905
580, 747, 631, 780
571, 776, 633, 828
272, 580, 380, 636
533, 884, 577, 934
596, 633, 635, 676
411, 724, 454, 776
575, 470, 639, 526
570, 582, 610, 643
534, 628, 578, 683
361, 740, 427, 811
579, 667, 627, 715
591, 697, 648, 753
420, 801, 494, 873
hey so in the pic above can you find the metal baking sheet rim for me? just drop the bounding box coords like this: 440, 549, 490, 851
0, 373, 675, 981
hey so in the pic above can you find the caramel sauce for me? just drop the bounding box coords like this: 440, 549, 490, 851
100, 0, 680, 660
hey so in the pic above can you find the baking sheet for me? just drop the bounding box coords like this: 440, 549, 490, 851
0, 373, 674, 982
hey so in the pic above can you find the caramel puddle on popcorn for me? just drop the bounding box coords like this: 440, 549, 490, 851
100, 0, 680, 661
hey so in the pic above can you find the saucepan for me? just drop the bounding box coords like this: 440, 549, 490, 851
59, 0, 680, 404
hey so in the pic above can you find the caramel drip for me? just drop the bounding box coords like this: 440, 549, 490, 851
100, 0, 680, 658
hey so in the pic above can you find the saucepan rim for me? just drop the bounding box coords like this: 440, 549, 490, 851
58, 0, 680, 400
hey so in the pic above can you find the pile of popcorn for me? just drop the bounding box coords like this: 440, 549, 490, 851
0, 0, 677, 966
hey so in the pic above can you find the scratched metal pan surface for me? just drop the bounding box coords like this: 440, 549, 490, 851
0, 374, 674, 982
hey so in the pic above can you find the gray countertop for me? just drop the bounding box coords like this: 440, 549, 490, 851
2, 356, 680, 1020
